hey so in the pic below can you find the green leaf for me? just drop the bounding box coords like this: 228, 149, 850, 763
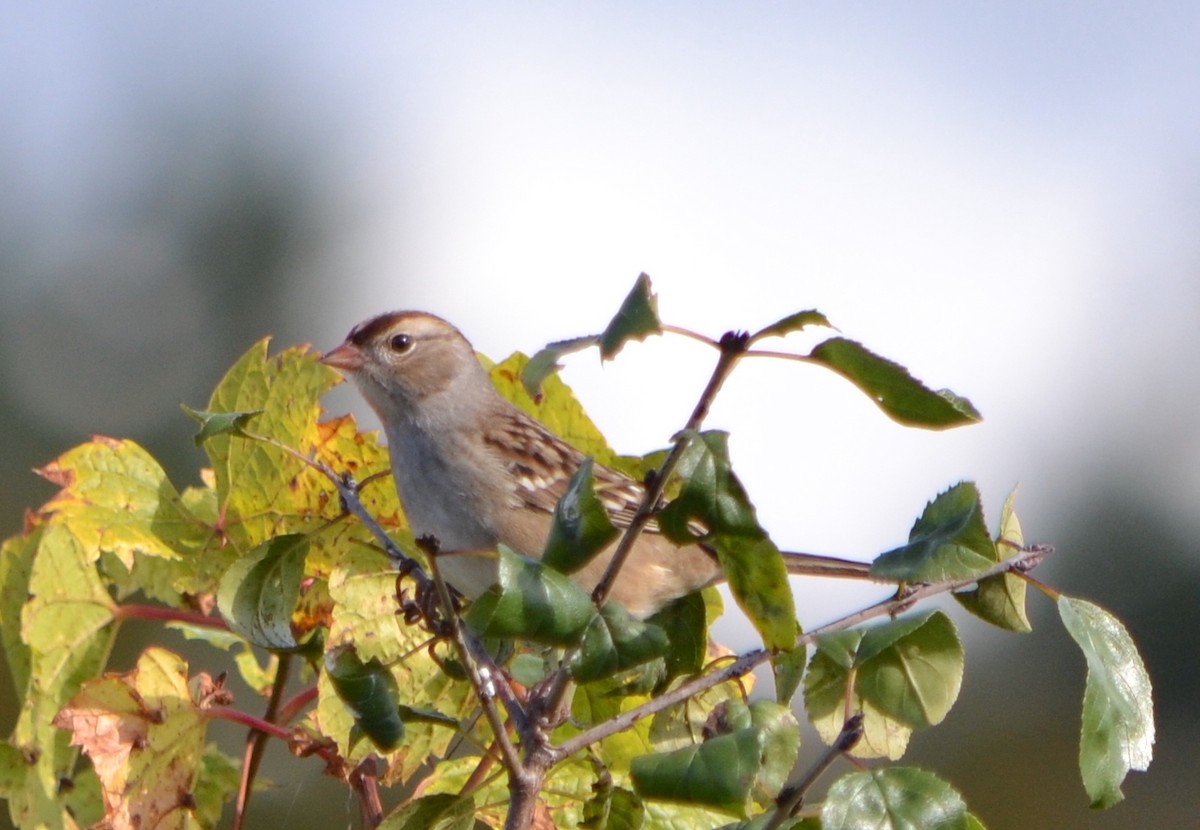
748, 700, 801, 802
872, 482, 996, 583
955, 488, 1032, 632
201, 340, 348, 552
804, 612, 963, 759
192, 745, 242, 829
821, 767, 970, 830
581, 780, 646, 830
631, 728, 762, 816
1058, 596, 1154, 808
217, 533, 309, 651
521, 335, 601, 399
751, 309, 832, 342
599, 273, 662, 360
646, 592, 709, 681
464, 547, 597, 645
658, 431, 798, 652
325, 647, 405, 752
379, 792, 477, 830
10, 522, 118, 829
181, 404, 264, 445
543, 457, 620, 574
857, 612, 964, 729
808, 337, 981, 429
572, 602, 670, 683
772, 644, 807, 705
35, 436, 212, 574
0, 527, 38, 699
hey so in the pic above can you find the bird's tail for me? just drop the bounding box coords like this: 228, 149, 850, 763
780, 550, 883, 581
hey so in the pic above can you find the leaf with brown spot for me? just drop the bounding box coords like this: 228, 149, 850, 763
53, 648, 212, 830
34, 436, 212, 572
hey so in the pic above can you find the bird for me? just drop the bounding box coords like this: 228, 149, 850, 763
322, 311, 873, 619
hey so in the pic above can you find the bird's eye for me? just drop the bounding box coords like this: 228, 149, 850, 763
389, 333, 413, 353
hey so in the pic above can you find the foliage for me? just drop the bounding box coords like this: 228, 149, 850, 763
0, 275, 1152, 829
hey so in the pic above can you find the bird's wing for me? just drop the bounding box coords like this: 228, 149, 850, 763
488, 410, 669, 534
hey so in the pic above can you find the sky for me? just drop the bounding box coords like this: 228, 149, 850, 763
1, 3, 1197, 825
4, 0, 1199, 628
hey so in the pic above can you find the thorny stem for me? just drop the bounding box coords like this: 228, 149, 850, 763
549, 543, 1051, 761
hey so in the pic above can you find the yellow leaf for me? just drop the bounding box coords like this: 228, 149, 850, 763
53, 648, 209, 830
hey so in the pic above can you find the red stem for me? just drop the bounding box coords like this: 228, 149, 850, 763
114, 603, 229, 630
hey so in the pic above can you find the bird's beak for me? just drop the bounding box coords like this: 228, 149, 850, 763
320, 342, 364, 372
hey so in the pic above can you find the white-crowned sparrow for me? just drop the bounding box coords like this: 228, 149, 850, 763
323, 311, 871, 618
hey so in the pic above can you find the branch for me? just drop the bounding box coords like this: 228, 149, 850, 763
423, 539, 527, 775
549, 544, 1051, 760
113, 604, 229, 630
232, 654, 291, 830
765, 714, 863, 828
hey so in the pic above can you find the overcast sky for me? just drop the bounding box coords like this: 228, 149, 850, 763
4, 2, 1199, 631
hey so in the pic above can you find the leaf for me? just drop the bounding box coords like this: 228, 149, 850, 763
599, 272, 662, 360
543, 458, 620, 574
325, 646, 405, 752
379, 793, 477, 830
658, 431, 797, 652
747, 700, 801, 803
8, 522, 119, 829
772, 644, 807, 705
821, 767, 970, 830
1058, 596, 1154, 808
750, 309, 833, 342
489, 352, 625, 467
872, 482, 996, 583
322, 547, 477, 780
463, 547, 598, 645
571, 602, 670, 683
630, 728, 762, 816
646, 592, 709, 681
955, 488, 1032, 632
34, 436, 211, 573
808, 337, 981, 429
217, 533, 309, 650
856, 612, 964, 729
521, 335, 601, 399
181, 405, 264, 445
52, 648, 209, 830
804, 612, 964, 759
200, 340, 346, 552
0, 527, 38, 699
192, 745, 242, 829
581, 780, 645, 830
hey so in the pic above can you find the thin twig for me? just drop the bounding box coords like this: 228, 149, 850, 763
232, 654, 291, 830
766, 714, 863, 828
533, 331, 753, 731
661, 323, 721, 349
423, 540, 527, 774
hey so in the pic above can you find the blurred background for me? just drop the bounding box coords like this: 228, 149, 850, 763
2, 3, 1196, 827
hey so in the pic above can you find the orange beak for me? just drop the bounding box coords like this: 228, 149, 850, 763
320, 342, 365, 372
